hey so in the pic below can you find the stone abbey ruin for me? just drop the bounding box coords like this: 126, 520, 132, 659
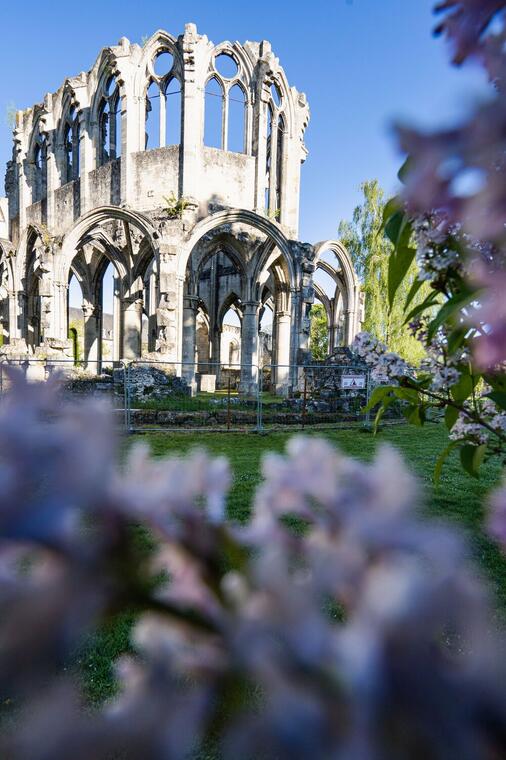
0, 24, 362, 393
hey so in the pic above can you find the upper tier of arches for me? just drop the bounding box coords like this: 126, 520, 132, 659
10, 25, 309, 230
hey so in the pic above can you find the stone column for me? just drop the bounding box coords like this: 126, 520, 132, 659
7, 291, 25, 345
182, 294, 198, 391
344, 308, 356, 346
14, 123, 29, 233
155, 246, 178, 362
274, 309, 291, 394
180, 23, 204, 202
112, 275, 121, 363
82, 302, 101, 372
122, 297, 143, 360
239, 300, 259, 395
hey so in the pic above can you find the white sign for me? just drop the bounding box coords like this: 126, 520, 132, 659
341, 374, 366, 390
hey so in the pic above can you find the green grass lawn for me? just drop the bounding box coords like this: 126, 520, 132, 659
81, 422, 506, 704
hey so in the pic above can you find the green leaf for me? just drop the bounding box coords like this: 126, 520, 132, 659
487, 391, 506, 411
397, 156, 413, 184
373, 398, 392, 433
388, 246, 417, 309
382, 196, 400, 226
484, 374, 506, 394
404, 276, 425, 313
384, 211, 404, 247
450, 367, 481, 403
460, 443, 487, 478
450, 373, 473, 403
444, 405, 459, 431
364, 385, 395, 412
434, 441, 459, 483
447, 327, 468, 355
426, 287, 476, 342
404, 291, 440, 325
393, 387, 419, 403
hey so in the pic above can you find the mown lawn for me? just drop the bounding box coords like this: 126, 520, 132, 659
80, 422, 506, 704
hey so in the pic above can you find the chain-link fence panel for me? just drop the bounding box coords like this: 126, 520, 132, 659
124, 361, 261, 432
0, 358, 128, 428
259, 364, 372, 429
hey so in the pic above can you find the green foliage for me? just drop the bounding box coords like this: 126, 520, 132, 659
338, 180, 429, 365
309, 303, 328, 361
4, 101, 16, 130
69, 319, 84, 362
163, 193, 190, 220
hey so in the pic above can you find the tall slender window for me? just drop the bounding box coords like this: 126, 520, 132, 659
98, 76, 121, 166
144, 50, 181, 150
228, 84, 245, 153
204, 77, 224, 149
265, 82, 285, 219
204, 51, 247, 153
63, 106, 80, 182
32, 133, 47, 202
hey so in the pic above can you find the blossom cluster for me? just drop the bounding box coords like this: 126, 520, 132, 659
352, 332, 409, 384
412, 214, 462, 283
1, 373, 506, 758
396, 2, 506, 369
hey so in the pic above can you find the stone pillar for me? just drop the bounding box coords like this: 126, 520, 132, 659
147, 270, 157, 353
344, 309, 356, 346
156, 246, 178, 362
122, 298, 143, 360
14, 122, 29, 233
83, 302, 101, 372
182, 294, 198, 391
239, 300, 259, 394
113, 275, 121, 363
7, 291, 24, 345
44, 126, 57, 229
274, 310, 291, 393
180, 23, 204, 202
77, 107, 93, 215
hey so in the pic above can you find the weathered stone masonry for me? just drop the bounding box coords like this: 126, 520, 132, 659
0, 24, 363, 392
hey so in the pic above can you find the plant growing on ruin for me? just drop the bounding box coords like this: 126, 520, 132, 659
163, 192, 190, 220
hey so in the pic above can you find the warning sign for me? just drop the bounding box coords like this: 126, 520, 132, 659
341, 374, 366, 390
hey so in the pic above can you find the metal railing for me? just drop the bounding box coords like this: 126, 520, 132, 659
0, 357, 129, 428
123, 360, 261, 432
0, 356, 405, 433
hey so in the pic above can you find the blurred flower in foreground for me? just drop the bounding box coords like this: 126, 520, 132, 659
0, 372, 505, 759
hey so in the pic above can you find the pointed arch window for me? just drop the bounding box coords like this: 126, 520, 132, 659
204, 51, 248, 153
63, 105, 80, 182
265, 82, 286, 219
32, 132, 47, 203
144, 50, 181, 150
98, 76, 121, 166
204, 77, 224, 149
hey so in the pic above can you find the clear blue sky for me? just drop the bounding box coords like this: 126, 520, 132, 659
0, 0, 489, 244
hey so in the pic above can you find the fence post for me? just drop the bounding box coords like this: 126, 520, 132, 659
302, 371, 307, 430
122, 361, 130, 432
256, 364, 263, 433
227, 375, 231, 431
365, 367, 371, 425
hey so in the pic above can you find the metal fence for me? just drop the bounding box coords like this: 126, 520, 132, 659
123, 361, 261, 432
121, 360, 375, 432
259, 364, 372, 429
0, 357, 128, 427
0, 357, 404, 432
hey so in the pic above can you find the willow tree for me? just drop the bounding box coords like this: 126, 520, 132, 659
338, 179, 427, 365
309, 303, 329, 360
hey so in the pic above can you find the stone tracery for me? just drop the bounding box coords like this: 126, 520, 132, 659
0, 23, 362, 391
